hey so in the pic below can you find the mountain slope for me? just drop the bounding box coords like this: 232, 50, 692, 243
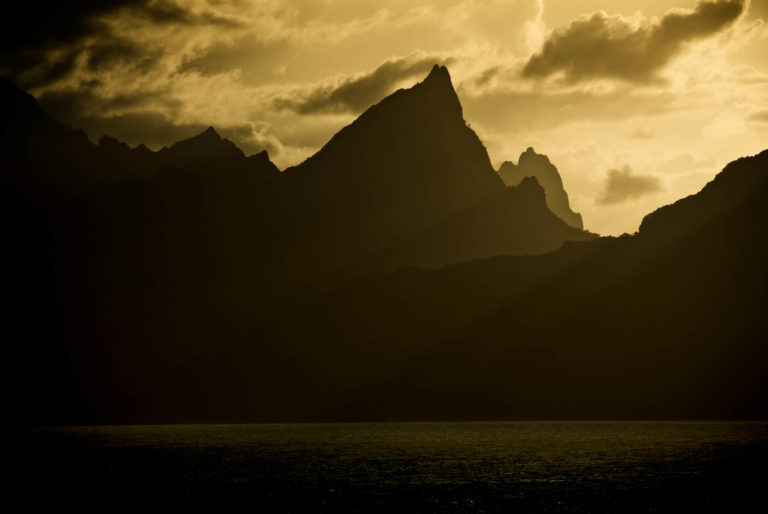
247, 150, 768, 421
6, 66, 763, 423
1, 76, 279, 187
2, 67, 595, 423
498, 147, 583, 229
277, 65, 593, 271
285, 65, 502, 217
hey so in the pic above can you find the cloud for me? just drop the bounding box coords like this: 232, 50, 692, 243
0, 1, 140, 53
598, 165, 663, 205
35, 84, 287, 155
37, 86, 179, 123
748, 109, 768, 121
139, 1, 245, 27
630, 128, 656, 140
461, 90, 676, 133
177, 33, 293, 79
273, 54, 452, 114
657, 153, 716, 174
0, 0, 250, 89
748, 0, 768, 20
0, 1, 145, 88
523, 0, 747, 84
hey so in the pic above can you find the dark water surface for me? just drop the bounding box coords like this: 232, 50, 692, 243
11, 422, 767, 512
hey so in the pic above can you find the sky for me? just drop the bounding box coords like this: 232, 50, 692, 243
2, 0, 766, 235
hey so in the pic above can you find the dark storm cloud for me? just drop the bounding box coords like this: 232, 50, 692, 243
37, 87, 181, 127
523, 0, 746, 83
85, 39, 163, 72
0, 1, 142, 53
0, 0, 241, 89
15, 47, 85, 90
177, 33, 293, 80
598, 166, 663, 205
0, 1, 141, 88
141, 0, 244, 27
274, 56, 453, 115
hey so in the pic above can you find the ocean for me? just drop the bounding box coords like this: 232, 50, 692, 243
11, 422, 767, 512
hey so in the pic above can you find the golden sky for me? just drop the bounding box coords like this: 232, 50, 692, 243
4, 0, 767, 235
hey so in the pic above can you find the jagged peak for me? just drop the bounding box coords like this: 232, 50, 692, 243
201, 126, 221, 139
417, 64, 458, 98
98, 134, 129, 149
519, 146, 551, 166
0, 75, 46, 120
403, 63, 464, 121
169, 125, 230, 152
295, 63, 469, 172
498, 147, 583, 229
247, 149, 280, 174
248, 149, 271, 162
499, 147, 545, 169
518, 175, 545, 193
178, 125, 222, 144
423, 64, 452, 85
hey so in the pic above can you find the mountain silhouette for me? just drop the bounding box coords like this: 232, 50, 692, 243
2, 67, 594, 423
249, 149, 768, 422
3, 68, 765, 424
276, 65, 593, 271
1, 76, 279, 187
159, 126, 279, 176
286, 64, 501, 213
498, 147, 583, 229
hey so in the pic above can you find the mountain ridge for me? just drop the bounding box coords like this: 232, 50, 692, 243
498, 147, 583, 229
255, 148, 768, 422
273, 65, 592, 271
0, 76, 280, 187
3, 67, 764, 424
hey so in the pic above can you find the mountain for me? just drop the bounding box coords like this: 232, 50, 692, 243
2, 67, 595, 423
498, 147, 583, 229
9, 147, 763, 424
0, 81, 279, 187
5, 65, 765, 424
251, 149, 767, 422
92, 128, 280, 179
277, 65, 593, 271
285, 65, 502, 216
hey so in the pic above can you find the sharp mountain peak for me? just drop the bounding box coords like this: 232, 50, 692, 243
518, 147, 551, 166
498, 147, 584, 230
422, 64, 452, 86
202, 126, 221, 139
